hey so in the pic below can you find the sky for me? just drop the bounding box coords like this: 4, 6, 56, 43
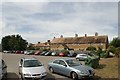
0, 1, 119, 44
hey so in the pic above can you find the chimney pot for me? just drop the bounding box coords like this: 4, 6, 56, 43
75, 34, 78, 37
95, 32, 98, 36
85, 34, 87, 37
60, 35, 63, 38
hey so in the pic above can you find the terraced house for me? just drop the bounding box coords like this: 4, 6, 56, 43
50, 33, 108, 51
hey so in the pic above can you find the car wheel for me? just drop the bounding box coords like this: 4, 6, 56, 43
49, 67, 54, 73
71, 72, 78, 80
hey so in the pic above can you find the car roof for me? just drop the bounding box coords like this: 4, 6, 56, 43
22, 57, 37, 61
54, 58, 74, 61
77, 53, 87, 55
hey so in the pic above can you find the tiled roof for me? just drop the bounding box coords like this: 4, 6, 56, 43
51, 35, 108, 44
33, 43, 50, 47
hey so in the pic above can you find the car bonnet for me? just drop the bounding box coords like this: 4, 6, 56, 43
23, 66, 46, 74
71, 65, 93, 73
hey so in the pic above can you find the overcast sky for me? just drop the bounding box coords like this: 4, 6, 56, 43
0, 1, 118, 43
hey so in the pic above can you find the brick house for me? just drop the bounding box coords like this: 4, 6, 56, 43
50, 33, 108, 51
33, 41, 50, 50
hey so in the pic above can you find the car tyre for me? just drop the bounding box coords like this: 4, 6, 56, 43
71, 72, 78, 80
49, 67, 54, 73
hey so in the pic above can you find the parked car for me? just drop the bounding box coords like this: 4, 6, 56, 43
59, 52, 68, 57
40, 51, 47, 56
68, 51, 77, 57
19, 57, 47, 80
25, 50, 35, 55
44, 51, 52, 56
34, 51, 41, 55
51, 51, 59, 56
16, 50, 23, 54
48, 59, 95, 80
0, 59, 7, 80
76, 53, 93, 61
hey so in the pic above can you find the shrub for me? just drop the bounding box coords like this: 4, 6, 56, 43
86, 46, 96, 51
115, 47, 120, 58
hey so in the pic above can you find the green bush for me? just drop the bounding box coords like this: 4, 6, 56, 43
85, 57, 99, 69
61, 50, 69, 54
100, 52, 109, 58
86, 46, 96, 51
115, 47, 120, 58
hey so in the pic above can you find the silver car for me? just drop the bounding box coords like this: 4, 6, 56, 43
19, 57, 47, 80
48, 59, 95, 80
0, 59, 7, 80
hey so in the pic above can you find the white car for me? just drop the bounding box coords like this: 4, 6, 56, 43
19, 57, 47, 80
76, 53, 91, 61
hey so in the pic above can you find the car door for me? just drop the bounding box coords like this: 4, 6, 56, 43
19, 59, 23, 74
52, 60, 60, 73
58, 60, 70, 76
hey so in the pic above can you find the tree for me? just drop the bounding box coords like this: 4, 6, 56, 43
2, 34, 28, 51
110, 37, 120, 48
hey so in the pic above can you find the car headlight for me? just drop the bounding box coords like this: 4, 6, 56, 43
80, 71, 85, 74
24, 74, 31, 76
76, 70, 84, 74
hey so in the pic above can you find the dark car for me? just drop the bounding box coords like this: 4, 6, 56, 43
68, 51, 77, 57
0, 59, 7, 80
40, 51, 47, 56
44, 51, 52, 56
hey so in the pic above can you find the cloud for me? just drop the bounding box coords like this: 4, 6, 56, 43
1, 2, 118, 43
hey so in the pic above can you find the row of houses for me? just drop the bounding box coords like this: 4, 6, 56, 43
33, 32, 108, 51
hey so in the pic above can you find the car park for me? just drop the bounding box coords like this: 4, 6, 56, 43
48, 59, 95, 80
0, 59, 7, 80
19, 57, 47, 80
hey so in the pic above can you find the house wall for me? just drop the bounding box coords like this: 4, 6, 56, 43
51, 43, 107, 51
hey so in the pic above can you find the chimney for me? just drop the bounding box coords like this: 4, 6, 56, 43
85, 34, 87, 37
75, 34, 78, 37
60, 35, 63, 38
47, 40, 50, 43
38, 42, 40, 44
95, 32, 98, 36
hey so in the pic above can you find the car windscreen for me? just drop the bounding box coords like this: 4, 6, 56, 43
66, 59, 82, 67
23, 60, 42, 67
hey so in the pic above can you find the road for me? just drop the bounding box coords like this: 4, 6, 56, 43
2, 53, 77, 80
